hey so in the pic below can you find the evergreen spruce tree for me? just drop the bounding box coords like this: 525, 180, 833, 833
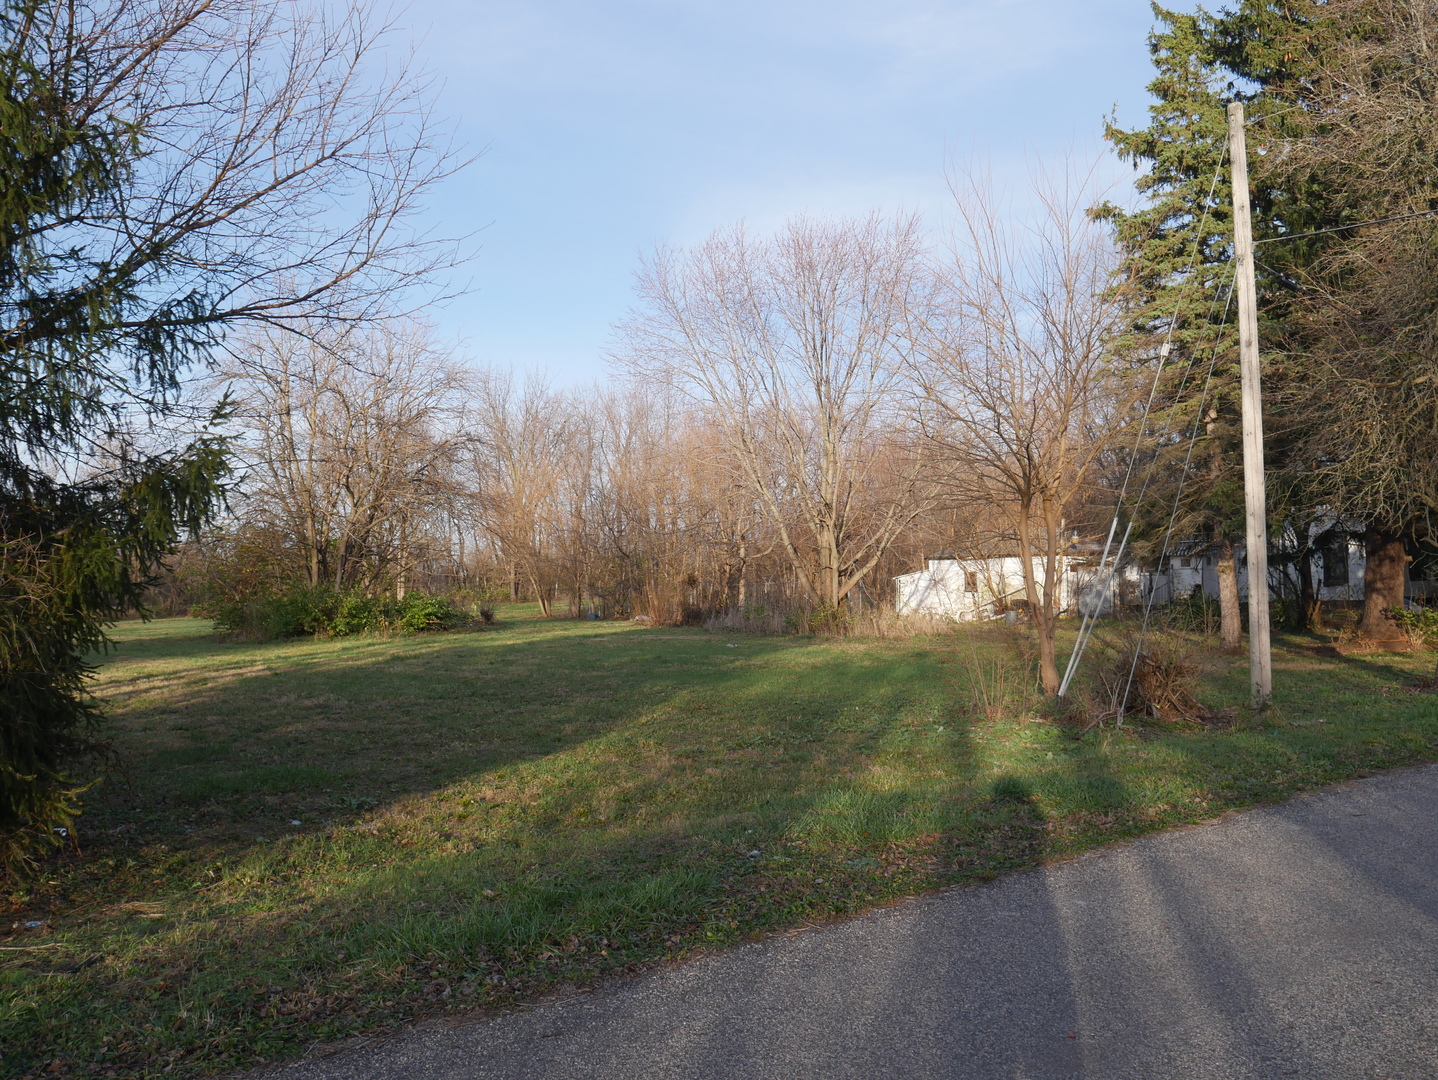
1, 0, 458, 867
0, 3, 227, 869
1096, 2, 1331, 642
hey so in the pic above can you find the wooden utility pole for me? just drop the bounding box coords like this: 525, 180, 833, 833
1226, 101, 1273, 709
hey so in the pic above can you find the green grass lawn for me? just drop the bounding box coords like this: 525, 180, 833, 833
4, 609, 1437, 1078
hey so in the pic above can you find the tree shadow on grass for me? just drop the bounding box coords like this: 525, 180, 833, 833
12, 619, 1135, 1075
50, 616, 1421, 1078
75, 617, 1017, 910
86, 622, 802, 810
1312, 649, 1432, 689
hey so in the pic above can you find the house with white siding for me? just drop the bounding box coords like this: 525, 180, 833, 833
894, 546, 1145, 621
895, 526, 1433, 621
1153, 533, 1404, 606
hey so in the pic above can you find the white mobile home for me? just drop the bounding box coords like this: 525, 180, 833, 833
894, 551, 1142, 621
897, 526, 1433, 622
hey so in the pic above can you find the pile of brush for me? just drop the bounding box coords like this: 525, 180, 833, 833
1071, 627, 1233, 728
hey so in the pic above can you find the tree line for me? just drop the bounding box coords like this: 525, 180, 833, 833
191, 169, 1127, 691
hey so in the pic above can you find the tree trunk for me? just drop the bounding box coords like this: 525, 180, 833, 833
395, 530, 408, 600
819, 526, 841, 609
1038, 503, 1063, 696
1035, 613, 1060, 695
305, 516, 321, 588
735, 538, 748, 608
1359, 526, 1409, 644
1298, 547, 1322, 631
1217, 536, 1242, 652
529, 572, 552, 618
1016, 507, 1060, 695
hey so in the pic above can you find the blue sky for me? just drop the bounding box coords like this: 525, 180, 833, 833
407, 1, 1164, 381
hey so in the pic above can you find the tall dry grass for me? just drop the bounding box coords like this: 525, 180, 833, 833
705, 604, 962, 639
952, 626, 1039, 722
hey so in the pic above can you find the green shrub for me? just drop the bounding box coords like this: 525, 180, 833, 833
330, 592, 384, 636
395, 592, 465, 633
200, 587, 464, 641
1390, 606, 1438, 646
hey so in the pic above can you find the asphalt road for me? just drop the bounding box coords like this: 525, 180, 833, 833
261, 765, 1438, 1080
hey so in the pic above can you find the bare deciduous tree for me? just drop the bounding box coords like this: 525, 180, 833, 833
10, 0, 466, 358
223, 322, 473, 595
468, 373, 577, 617
917, 163, 1129, 694
616, 213, 939, 612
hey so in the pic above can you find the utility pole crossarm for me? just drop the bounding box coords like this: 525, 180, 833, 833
1226, 101, 1274, 710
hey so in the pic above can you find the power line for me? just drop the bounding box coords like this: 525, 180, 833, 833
1256, 207, 1438, 245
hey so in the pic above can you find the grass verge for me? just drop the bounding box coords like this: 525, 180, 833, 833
3, 609, 1436, 1078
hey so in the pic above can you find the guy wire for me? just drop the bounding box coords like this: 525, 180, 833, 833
1059, 146, 1230, 697
1067, 266, 1230, 703
1117, 267, 1238, 724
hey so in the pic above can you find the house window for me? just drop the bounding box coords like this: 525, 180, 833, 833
1411, 543, 1436, 581
964, 571, 978, 593
1179, 557, 1191, 568
1322, 544, 1349, 587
